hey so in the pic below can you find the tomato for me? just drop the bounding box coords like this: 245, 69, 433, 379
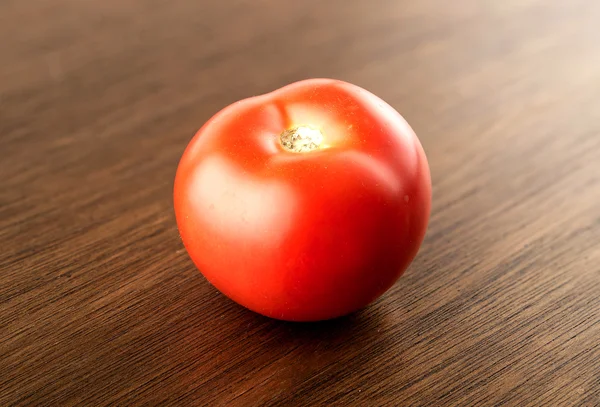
174, 78, 431, 322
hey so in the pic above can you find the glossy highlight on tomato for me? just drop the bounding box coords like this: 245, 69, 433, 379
174, 78, 431, 322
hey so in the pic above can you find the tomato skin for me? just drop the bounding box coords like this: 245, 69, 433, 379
174, 78, 431, 322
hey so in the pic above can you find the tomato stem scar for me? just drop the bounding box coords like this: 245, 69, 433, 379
280, 126, 323, 152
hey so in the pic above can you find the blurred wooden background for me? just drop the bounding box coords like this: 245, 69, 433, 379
1, 0, 599, 406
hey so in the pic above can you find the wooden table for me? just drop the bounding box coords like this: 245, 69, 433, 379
2, 1, 599, 406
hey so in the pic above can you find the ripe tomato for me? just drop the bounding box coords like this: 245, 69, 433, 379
174, 78, 431, 322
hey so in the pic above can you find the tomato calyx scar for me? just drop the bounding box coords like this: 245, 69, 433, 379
280, 126, 323, 153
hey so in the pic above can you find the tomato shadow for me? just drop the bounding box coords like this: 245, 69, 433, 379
265, 306, 385, 342
213, 288, 396, 349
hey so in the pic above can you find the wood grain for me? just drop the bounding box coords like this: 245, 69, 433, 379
1, 0, 599, 406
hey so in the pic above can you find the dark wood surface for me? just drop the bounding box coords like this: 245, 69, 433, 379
2, 1, 599, 406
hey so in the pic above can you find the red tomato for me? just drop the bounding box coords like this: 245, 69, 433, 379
174, 78, 431, 322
